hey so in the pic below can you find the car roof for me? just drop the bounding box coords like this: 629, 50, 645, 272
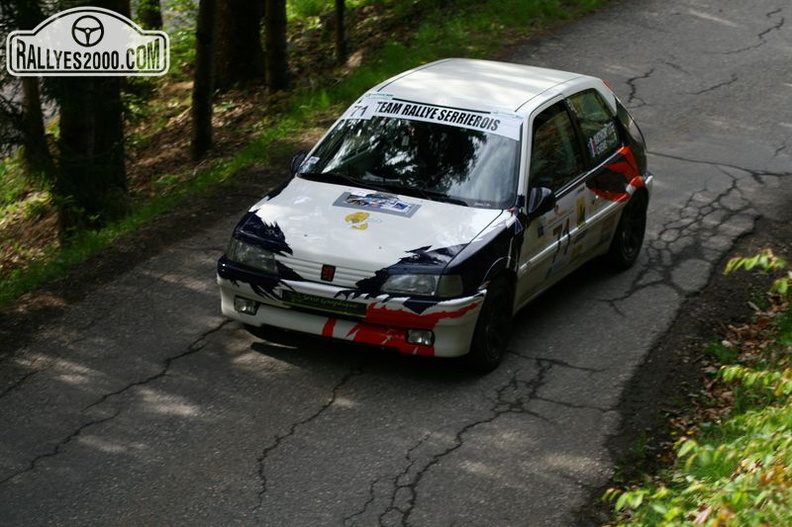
370, 58, 591, 116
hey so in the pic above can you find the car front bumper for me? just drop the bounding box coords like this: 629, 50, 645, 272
216, 259, 484, 358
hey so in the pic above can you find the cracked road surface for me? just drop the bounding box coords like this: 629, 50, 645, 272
1, 0, 791, 525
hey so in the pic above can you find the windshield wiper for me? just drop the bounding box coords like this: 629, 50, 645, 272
299, 171, 389, 193
403, 187, 469, 206
300, 172, 468, 206
354, 180, 469, 207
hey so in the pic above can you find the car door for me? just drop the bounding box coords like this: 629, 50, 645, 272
515, 100, 591, 307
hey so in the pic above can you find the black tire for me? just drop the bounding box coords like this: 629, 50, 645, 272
466, 277, 514, 372
607, 191, 648, 270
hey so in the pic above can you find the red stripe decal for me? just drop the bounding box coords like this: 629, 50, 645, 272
322, 318, 337, 338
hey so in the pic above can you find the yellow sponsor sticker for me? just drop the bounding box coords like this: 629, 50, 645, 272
345, 212, 370, 230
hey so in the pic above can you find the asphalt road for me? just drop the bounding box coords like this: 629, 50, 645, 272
1, 0, 791, 525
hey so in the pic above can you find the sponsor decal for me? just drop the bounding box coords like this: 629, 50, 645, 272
345, 211, 373, 230
301, 156, 321, 172
334, 191, 420, 217
342, 94, 522, 141
586, 121, 618, 158
576, 197, 587, 227
282, 290, 365, 317
6, 6, 169, 76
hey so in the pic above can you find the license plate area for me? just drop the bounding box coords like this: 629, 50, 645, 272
282, 290, 367, 318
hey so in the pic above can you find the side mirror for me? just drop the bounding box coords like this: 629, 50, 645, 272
526, 186, 555, 218
290, 150, 308, 175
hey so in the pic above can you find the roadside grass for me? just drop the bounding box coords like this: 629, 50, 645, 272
605, 251, 792, 526
288, 0, 368, 20
0, 0, 610, 306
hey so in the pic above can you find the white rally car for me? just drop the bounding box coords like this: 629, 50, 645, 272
217, 58, 652, 371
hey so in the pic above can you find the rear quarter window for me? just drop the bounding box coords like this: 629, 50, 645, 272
568, 90, 620, 165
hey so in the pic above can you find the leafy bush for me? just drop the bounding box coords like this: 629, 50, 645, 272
725, 248, 791, 296
606, 249, 791, 526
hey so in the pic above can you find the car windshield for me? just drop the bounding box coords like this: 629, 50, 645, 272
298, 116, 520, 209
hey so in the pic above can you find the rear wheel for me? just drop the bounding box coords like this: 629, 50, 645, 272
607, 191, 648, 270
466, 277, 513, 372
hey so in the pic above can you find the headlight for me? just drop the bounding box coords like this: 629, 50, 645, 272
227, 238, 278, 274
382, 274, 463, 298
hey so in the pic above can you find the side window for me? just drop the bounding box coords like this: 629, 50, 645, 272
567, 90, 620, 165
529, 103, 584, 193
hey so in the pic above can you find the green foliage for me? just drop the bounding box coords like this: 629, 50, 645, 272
0, 156, 53, 224
162, 0, 197, 78
0, 158, 27, 208
720, 365, 792, 398
704, 342, 740, 365
606, 250, 792, 526
122, 77, 158, 121
725, 248, 791, 296
287, 0, 369, 26
289, 0, 331, 19
609, 402, 792, 526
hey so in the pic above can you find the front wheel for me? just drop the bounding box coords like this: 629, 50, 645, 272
466, 277, 514, 373
607, 191, 648, 270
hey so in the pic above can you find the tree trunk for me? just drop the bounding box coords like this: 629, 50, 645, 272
214, 0, 265, 90
264, 0, 289, 92
335, 0, 347, 65
138, 0, 163, 29
191, 0, 216, 160
56, 77, 127, 234
20, 77, 55, 183
11, 0, 53, 182
50, 0, 128, 235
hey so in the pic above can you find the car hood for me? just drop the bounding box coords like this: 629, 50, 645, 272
243, 177, 506, 274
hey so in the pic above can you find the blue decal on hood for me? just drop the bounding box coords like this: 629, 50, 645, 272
235, 212, 293, 256
437, 211, 526, 294
220, 212, 306, 299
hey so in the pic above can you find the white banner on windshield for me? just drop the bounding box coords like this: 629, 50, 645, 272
342, 94, 523, 141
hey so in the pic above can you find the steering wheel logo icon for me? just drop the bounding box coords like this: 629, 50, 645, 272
71, 15, 104, 47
